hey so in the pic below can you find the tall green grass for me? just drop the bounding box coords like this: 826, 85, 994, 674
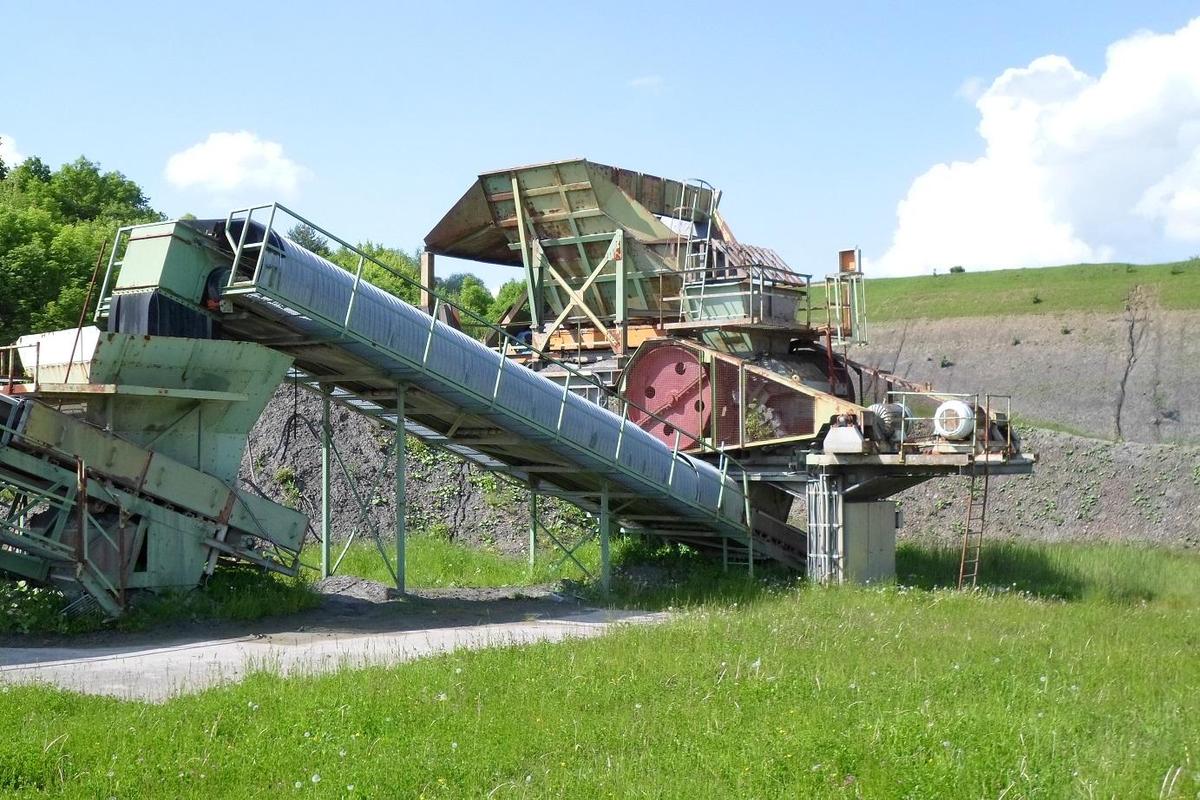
812, 260, 1200, 322
303, 531, 622, 589
1, 543, 1197, 797
0, 567, 320, 635
897, 540, 1200, 607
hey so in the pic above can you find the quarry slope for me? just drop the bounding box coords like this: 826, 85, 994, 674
857, 307, 1199, 444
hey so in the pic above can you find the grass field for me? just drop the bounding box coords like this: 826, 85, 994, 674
812, 259, 1200, 323
0, 540, 1197, 798
301, 530, 608, 591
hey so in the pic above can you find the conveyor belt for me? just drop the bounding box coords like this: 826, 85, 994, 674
215, 232, 757, 544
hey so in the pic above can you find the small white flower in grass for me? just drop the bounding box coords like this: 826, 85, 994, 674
454, 667, 462, 674
1039, 675, 1048, 683
294, 781, 302, 789
304, 731, 311, 738
525, 775, 532, 783
339, 749, 346, 758
347, 786, 354, 792
451, 741, 458, 751
942, 741, 952, 749
311, 774, 321, 784
634, 703, 642, 710
436, 692, 447, 702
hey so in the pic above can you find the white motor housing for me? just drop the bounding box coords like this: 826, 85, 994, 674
933, 399, 975, 440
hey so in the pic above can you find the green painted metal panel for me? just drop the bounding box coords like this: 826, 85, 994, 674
84, 334, 291, 483
12, 399, 305, 551
424, 159, 696, 324
113, 221, 219, 305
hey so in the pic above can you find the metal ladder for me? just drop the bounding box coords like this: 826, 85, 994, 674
673, 180, 719, 322
957, 465, 989, 588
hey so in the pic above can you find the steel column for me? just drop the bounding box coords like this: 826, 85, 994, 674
395, 385, 407, 593
599, 482, 611, 592
528, 478, 538, 568
321, 383, 332, 578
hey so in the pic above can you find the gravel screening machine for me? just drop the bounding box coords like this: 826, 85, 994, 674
425, 158, 1035, 583
0, 157, 1032, 615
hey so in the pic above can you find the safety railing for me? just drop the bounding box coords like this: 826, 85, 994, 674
887, 391, 1015, 458
92, 227, 134, 322
214, 203, 757, 536
676, 264, 812, 328
0, 343, 38, 392
824, 271, 867, 346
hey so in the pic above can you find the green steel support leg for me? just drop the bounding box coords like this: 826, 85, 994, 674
528, 479, 538, 569
321, 384, 332, 579
395, 385, 407, 594
599, 483, 611, 593
614, 229, 627, 352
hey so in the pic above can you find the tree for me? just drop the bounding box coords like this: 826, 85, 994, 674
949, 265, 966, 274
287, 223, 332, 257
454, 275, 493, 321
437, 272, 472, 295
329, 241, 422, 306
47, 157, 152, 222
0, 154, 162, 343
488, 278, 526, 323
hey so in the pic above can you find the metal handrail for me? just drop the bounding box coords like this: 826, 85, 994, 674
679, 263, 811, 288
886, 391, 1015, 458
212, 203, 758, 533
1, 342, 39, 390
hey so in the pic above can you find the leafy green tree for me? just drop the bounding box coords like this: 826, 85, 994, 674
488, 278, 526, 323
454, 275, 493, 321
0, 154, 161, 343
329, 242, 422, 306
287, 223, 332, 257
437, 272, 472, 296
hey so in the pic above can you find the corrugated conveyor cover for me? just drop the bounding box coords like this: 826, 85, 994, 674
246, 238, 746, 532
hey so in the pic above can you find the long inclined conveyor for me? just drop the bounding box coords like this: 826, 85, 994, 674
206, 214, 783, 560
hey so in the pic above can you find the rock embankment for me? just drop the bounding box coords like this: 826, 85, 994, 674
856, 304, 1199, 444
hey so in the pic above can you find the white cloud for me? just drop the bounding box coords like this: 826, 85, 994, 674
0, 134, 24, 167
629, 75, 664, 90
164, 131, 309, 196
876, 18, 1200, 277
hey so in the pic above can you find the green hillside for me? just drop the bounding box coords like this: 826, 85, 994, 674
846, 260, 1200, 323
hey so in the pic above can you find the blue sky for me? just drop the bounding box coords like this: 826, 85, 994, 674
4, 1, 1199, 288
